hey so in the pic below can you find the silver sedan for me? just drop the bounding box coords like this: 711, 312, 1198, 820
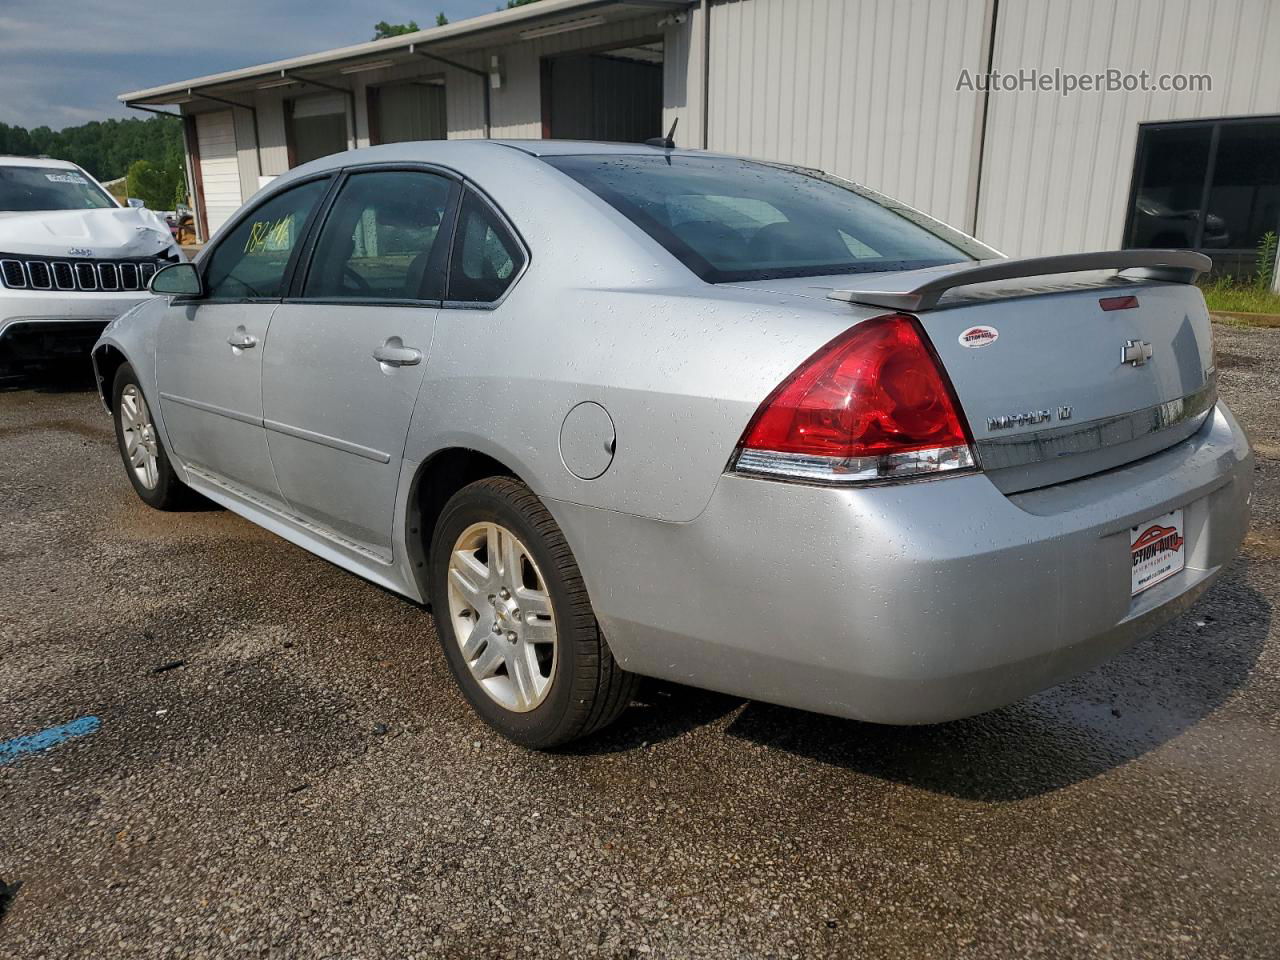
93, 140, 1252, 748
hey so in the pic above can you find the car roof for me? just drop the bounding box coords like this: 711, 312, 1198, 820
488, 139, 699, 158
284, 139, 722, 179
0, 155, 82, 170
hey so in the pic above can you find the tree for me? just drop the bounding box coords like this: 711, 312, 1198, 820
0, 115, 184, 185
372, 20, 420, 39
506, 0, 543, 6
436, 12, 449, 25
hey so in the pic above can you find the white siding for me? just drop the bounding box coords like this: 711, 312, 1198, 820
705, 0, 991, 231
663, 3, 706, 146
978, 0, 1280, 256
195, 110, 242, 235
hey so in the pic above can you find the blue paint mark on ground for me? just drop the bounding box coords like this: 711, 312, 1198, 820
0, 716, 100, 765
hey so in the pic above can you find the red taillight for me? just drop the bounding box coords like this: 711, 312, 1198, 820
734, 313, 976, 484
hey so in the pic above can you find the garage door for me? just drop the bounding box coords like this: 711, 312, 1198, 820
195, 110, 242, 237
374, 82, 447, 144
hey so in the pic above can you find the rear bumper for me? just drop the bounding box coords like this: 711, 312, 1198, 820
546, 401, 1253, 724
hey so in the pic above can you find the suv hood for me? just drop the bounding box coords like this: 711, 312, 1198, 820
0, 207, 176, 259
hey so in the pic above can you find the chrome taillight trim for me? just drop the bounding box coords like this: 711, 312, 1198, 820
732, 445, 977, 485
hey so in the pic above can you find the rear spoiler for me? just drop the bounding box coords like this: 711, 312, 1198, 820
827, 249, 1212, 312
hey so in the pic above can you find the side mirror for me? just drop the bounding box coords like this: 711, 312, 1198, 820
150, 262, 202, 297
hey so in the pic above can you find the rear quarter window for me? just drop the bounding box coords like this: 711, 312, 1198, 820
446, 190, 526, 303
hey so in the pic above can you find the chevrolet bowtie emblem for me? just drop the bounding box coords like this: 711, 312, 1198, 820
1122, 339, 1153, 367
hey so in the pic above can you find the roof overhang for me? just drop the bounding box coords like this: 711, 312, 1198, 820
120, 0, 693, 106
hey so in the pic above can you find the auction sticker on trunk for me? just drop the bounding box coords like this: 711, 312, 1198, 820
958, 325, 999, 348
1131, 509, 1185, 595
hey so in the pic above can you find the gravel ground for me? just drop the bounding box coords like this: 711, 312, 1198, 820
2, 322, 1279, 959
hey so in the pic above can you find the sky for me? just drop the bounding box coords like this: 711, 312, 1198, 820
0, 0, 505, 130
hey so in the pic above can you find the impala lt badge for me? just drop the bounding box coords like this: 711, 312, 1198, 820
1122, 339, 1153, 367
987, 405, 1074, 431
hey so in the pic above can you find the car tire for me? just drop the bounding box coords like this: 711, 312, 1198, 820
429, 476, 638, 748
111, 362, 191, 511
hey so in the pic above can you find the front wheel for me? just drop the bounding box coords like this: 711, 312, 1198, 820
429, 476, 638, 748
112, 363, 191, 510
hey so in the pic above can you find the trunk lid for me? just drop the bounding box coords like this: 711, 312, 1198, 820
821, 251, 1216, 493
918, 277, 1214, 492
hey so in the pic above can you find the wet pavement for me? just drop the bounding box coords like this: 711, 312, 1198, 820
1, 324, 1278, 959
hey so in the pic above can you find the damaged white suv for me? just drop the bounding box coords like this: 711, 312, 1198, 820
0, 156, 183, 378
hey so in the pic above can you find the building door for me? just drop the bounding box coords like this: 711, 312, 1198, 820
543, 42, 663, 143
371, 81, 447, 144
194, 110, 241, 236
288, 93, 350, 165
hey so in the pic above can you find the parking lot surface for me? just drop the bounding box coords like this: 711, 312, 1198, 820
2, 323, 1279, 959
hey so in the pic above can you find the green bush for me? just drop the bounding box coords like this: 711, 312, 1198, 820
1201, 232, 1280, 316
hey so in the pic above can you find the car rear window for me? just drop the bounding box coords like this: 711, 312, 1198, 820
545, 154, 985, 283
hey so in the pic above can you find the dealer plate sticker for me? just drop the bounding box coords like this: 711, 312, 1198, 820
1130, 509, 1185, 596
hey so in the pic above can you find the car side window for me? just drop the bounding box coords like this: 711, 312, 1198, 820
446, 190, 525, 303
202, 178, 329, 300
302, 170, 456, 301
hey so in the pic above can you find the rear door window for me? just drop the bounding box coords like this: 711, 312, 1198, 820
446, 190, 526, 303
301, 169, 457, 301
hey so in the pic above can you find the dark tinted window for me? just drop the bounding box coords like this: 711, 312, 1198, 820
546, 154, 981, 282
1126, 125, 1215, 248
203, 179, 328, 300
446, 190, 525, 302
303, 170, 455, 301
1126, 118, 1280, 251
1206, 122, 1280, 250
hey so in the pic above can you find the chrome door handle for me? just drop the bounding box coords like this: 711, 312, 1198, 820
373, 340, 422, 367
227, 331, 258, 349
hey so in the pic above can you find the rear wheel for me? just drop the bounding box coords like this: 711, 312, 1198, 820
112, 363, 190, 510
429, 476, 638, 748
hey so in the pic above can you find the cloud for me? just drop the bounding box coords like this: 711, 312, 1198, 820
0, 0, 500, 129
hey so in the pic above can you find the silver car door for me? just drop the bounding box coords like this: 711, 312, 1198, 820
261, 168, 457, 558
156, 176, 331, 505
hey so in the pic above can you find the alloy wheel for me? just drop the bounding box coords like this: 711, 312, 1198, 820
446, 521, 558, 712
119, 384, 160, 490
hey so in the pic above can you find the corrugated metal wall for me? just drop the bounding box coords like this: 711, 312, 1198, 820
186, 0, 1280, 258
704, 0, 991, 231
978, 0, 1280, 256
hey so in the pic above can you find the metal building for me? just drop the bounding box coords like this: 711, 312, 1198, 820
122, 0, 1280, 272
